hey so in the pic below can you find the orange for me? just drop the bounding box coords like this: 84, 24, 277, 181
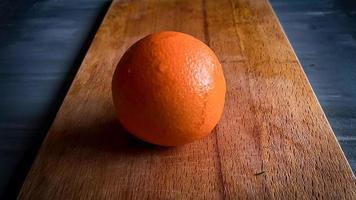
112, 31, 226, 146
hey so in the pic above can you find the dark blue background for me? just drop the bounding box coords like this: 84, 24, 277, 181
0, 0, 355, 199
0, 0, 110, 199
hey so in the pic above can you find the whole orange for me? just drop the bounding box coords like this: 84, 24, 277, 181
112, 31, 226, 146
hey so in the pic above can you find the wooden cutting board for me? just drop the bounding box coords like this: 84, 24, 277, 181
18, 0, 356, 199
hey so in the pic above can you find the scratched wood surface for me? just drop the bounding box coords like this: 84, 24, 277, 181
18, 0, 356, 199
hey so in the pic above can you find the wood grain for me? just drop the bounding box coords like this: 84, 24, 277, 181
270, 0, 356, 172
18, 0, 356, 199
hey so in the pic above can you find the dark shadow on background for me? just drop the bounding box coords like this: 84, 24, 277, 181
2, 2, 111, 199
333, 0, 356, 16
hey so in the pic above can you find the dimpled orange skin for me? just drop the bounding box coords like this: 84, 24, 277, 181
112, 31, 226, 146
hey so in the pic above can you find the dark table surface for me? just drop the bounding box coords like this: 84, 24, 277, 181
0, 0, 110, 199
0, 0, 355, 199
